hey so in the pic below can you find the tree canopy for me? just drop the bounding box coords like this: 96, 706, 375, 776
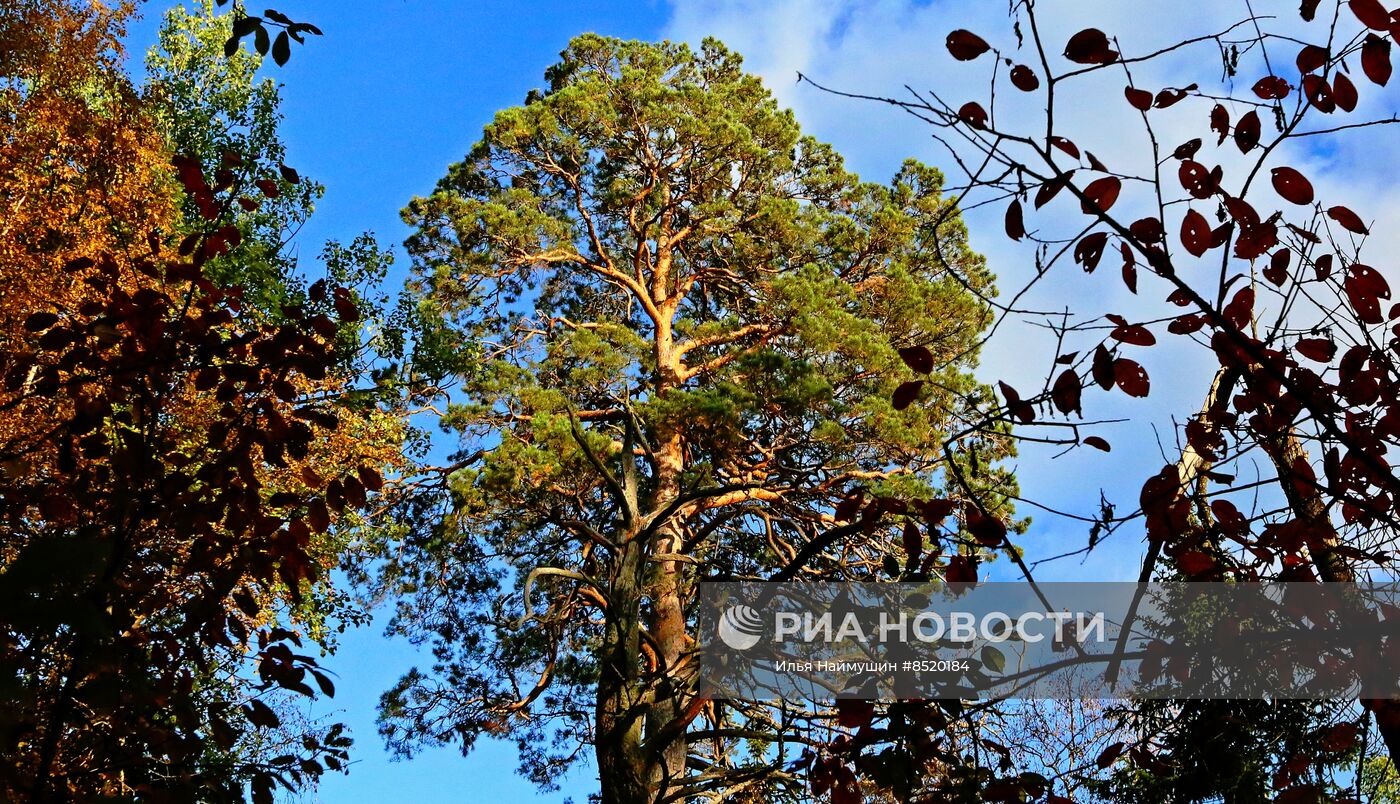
375, 33, 1016, 802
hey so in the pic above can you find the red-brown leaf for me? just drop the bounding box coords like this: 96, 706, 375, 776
1114, 358, 1151, 397
1177, 551, 1217, 575
1264, 249, 1291, 286
1295, 337, 1337, 362
1314, 254, 1334, 280
1035, 172, 1073, 208
1125, 86, 1153, 110
1130, 216, 1165, 242
946, 29, 991, 60
1051, 137, 1081, 159
1345, 263, 1390, 323
1092, 344, 1115, 390
1005, 199, 1026, 241
1084, 436, 1112, 451
1081, 176, 1122, 214
893, 380, 924, 410
899, 345, 935, 374
1296, 44, 1329, 73
1110, 323, 1156, 346
957, 101, 988, 128
1181, 209, 1212, 256
1327, 205, 1370, 234
1074, 231, 1110, 272
1271, 167, 1315, 205
1052, 368, 1083, 415
1065, 28, 1118, 64
1252, 75, 1292, 99
1363, 34, 1393, 86
1010, 64, 1040, 91
1210, 104, 1231, 144
1332, 72, 1359, 112
1351, 0, 1393, 29
1173, 138, 1203, 160
1234, 110, 1262, 152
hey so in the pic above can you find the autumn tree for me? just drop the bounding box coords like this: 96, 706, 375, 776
791, 0, 1400, 798
374, 34, 1019, 803
0, 1, 399, 799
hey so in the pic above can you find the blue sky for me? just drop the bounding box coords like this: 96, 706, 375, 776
121, 0, 1400, 800
124, 3, 672, 801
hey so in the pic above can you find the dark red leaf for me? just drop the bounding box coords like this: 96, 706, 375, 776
1210, 104, 1231, 144
835, 493, 865, 522
1052, 368, 1083, 415
278, 163, 301, 184
1114, 358, 1150, 397
1223, 195, 1260, 227
1296, 44, 1329, 73
1168, 314, 1206, 334
965, 505, 1007, 547
255, 178, 280, 199
1084, 436, 1112, 451
1224, 287, 1255, 329
1121, 244, 1138, 293
1154, 87, 1190, 108
1264, 249, 1291, 286
1110, 323, 1156, 346
1074, 231, 1110, 272
899, 346, 935, 374
836, 699, 875, 728
1125, 86, 1153, 110
1351, 0, 1393, 29
1271, 167, 1315, 205
903, 520, 922, 564
1178, 160, 1215, 199
1314, 253, 1334, 280
1173, 138, 1203, 160
1234, 110, 1262, 152
1363, 34, 1392, 86
1005, 199, 1026, 241
1345, 263, 1390, 323
958, 101, 989, 128
1010, 64, 1040, 91
1092, 344, 1115, 390
1130, 216, 1165, 242
1301, 0, 1322, 20
893, 380, 924, 410
1327, 205, 1370, 234
1065, 28, 1119, 64
946, 29, 991, 60
945, 554, 978, 585
1035, 172, 1073, 208
1295, 337, 1337, 362
1332, 72, 1359, 111
1081, 176, 1122, 214
1177, 551, 1217, 575
1051, 137, 1081, 159
1181, 209, 1212, 257
1252, 75, 1292, 99
1303, 73, 1336, 112
998, 381, 1035, 423
1097, 742, 1126, 768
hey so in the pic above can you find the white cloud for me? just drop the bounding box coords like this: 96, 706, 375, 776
664, 0, 1400, 580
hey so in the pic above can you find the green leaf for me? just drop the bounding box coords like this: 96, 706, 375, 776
981, 645, 1006, 674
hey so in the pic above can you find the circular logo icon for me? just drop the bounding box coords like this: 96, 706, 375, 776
717, 604, 763, 651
